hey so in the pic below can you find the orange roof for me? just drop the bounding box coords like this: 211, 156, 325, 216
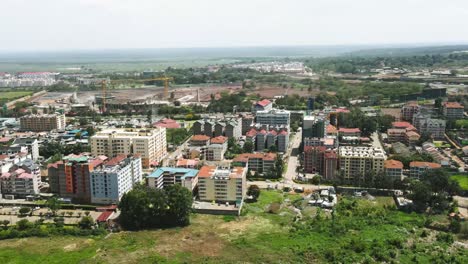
233, 152, 277, 162
210, 136, 228, 144
409, 161, 441, 169
256, 99, 272, 107
405, 131, 420, 137
47, 161, 63, 169
0, 137, 12, 143
443, 102, 464, 109
176, 158, 199, 167
191, 135, 210, 141
326, 124, 337, 134
338, 128, 360, 133
268, 130, 277, 136
304, 146, 327, 152
105, 154, 127, 166
246, 128, 257, 137
392, 121, 412, 128
384, 159, 403, 169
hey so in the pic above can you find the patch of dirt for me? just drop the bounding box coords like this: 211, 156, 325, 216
154, 229, 225, 257
63, 243, 77, 252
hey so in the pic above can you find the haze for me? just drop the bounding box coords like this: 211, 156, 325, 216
1, 0, 468, 52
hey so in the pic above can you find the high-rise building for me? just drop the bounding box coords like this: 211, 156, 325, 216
48, 154, 106, 203
307, 97, 315, 111
19, 113, 66, 132
303, 115, 326, 141
198, 166, 247, 203
90, 128, 167, 168
89, 155, 142, 204
442, 102, 464, 119
338, 146, 386, 181
401, 102, 420, 121
0, 159, 41, 197
303, 146, 337, 180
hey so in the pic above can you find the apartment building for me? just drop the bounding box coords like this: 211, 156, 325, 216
89, 155, 142, 204
443, 102, 464, 119
0, 159, 40, 197
384, 159, 403, 180
193, 117, 242, 139
206, 136, 228, 161
338, 146, 386, 181
409, 161, 441, 179
253, 99, 273, 113
303, 146, 338, 180
48, 154, 106, 203
256, 109, 290, 128
19, 113, 66, 132
147, 167, 198, 192
11, 138, 39, 161
198, 166, 247, 203
417, 118, 446, 139
338, 128, 361, 137
245, 128, 289, 153
401, 102, 420, 121
240, 113, 255, 135
90, 128, 167, 168
232, 152, 276, 173
303, 115, 326, 140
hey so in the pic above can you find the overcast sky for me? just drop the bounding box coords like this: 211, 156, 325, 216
1, 0, 468, 51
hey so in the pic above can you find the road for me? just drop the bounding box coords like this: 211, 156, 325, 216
248, 180, 321, 192
371, 132, 383, 149
283, 129, 302, 184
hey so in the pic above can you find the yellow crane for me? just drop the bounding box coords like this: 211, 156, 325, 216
99, 76, 174, 113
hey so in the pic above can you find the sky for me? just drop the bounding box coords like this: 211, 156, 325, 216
1, 0, 468, 51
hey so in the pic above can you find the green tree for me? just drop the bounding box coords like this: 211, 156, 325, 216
243, 140, 254, 153
164, 184, 193, 226
16, 219, 32, 231
46, 197, 61, 216
19, 207, 31, 216
247, 185, 261, 201
78, 216, 95, 229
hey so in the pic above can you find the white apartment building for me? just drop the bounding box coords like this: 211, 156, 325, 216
19, 113, 66, 132
0, 159, 40, 197
89, 155, 142, 204
90, 128, 167, 168
256, 109, 290, 128
338, 146, 387, 181
198, 166, 247, 203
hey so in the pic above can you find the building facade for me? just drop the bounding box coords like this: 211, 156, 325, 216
198, 166, 246, 203
0, 159, 40, 197
338, 146, 386, 181
384, 159, 403, 180
232, 153, 276, 173
409, 161, 441, 179
147, 167, 198, 192
443, 102, 464, 119
19, 113, 66, 132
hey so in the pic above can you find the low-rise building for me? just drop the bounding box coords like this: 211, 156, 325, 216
198, 166, 246, 203
338, 128, 361, 137
232, 152, 276, 173
409, 161, 441, 179
89, 155, 142, 204
206, 136, 228, 161
147, 167, 199, 191
0, 159, 41, 197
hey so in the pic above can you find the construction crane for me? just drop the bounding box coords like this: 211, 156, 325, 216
98, 77, 174, 113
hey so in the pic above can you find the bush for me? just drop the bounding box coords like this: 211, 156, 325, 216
436, 232, 454, 244
19, 207, 31, 216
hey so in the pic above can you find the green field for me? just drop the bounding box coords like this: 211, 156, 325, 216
0, 191, 466, 263
0, 91, 33, 104
451, 174, 468, 190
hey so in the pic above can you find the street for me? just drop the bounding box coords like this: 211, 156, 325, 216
284, 129, 302, 184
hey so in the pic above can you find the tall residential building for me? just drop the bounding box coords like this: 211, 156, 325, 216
442, 102, 464, 119
90, 128, 167, 168
0, 159, 40, 197
89, 155, 142, 204
48, 154, 105, 203
146, 167, 198, 191
409, 161, 441, 179
303, 115, 326, 140
384, 159, 403, 180
198, 166, 247, 203
245, 128, 289, 153
19, 113, 66, 132
207, 136, 228, 161
256, 109, 290, 128
338, 146, 386, 181
232, 152, 276, 173
401, 102, 420, 121
240, 113, 255, 135
192, 117, 242, 139
303, 146, 337, 180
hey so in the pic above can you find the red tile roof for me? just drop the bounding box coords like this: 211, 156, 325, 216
384, 159, 403, 169
268, 130, 277, 136
96, 211, 113, 222
233, 152, 277, 162
210, 136, 228, 144
304, 146, 327, 152
191, 135, 210, 142
246, 128, 257, 137
0, 137, 12, 143
409, 161, 441, 169
443, 102, 464, 109
153, 118, 181, 129
256, 99, 272, 107
326, 124, 338, 134
105, 154, 127, 166
338, 128, 360, 133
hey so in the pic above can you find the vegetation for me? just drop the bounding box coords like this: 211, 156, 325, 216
119, 184, 193, 230
247, 185, 261, 201
0, 91, 33, 105
39, 141, 91, 160
166, 128, 191, 145
450, 174, 468, 191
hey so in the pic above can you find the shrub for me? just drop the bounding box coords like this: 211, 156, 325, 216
436, 232, 454, 244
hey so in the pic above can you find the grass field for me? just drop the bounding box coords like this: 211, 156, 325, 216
451, 174, 468, 190
0, 191, 466, 263
0, 91, 32, 102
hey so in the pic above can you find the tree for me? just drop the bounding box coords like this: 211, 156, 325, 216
46, 197, 61, 216
19, 207, 31, 216
16, 219, 32, 231
67, 211, 74, 217
247, 185, 261, 201
243, 140, 254, 153
78, 216, 95, 229
164, 184, 193, 226
86, 126, 96, 137
79, 117, 88, 126
1, 220, 10, 229
409, 181, 432, 212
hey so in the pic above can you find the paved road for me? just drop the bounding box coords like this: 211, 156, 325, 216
371, 132, 383, 149
284, 129, 302, 184
248, 180, 321, 192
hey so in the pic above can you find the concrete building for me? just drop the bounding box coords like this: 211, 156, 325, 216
338, 128, 361, 137
384, 159, 403, 180
89, 155, 142, 204
443, 102, 464, 119
190, 135, 210, 146
409, 161, 441, 179
401, 102, 420, 121
19, 113, 66, 132
193, 118, 242, 139
90, 128, 167, 168
48, 154, 106, 203
338, 146, 386, 181
232, 152, 276, 173
245, 128, 289, 153
0, 159, 40, 197
11, 138, 39, 161
198, 166, 246, 203
253, 99, 273, 113
417, 118, 446, 139
207, 136, 228, 161
240, 113, 255, 135
256, 109, 290, 128
303, 146, 337, 180
303, 115, 326, 140
147, 167, 198, 192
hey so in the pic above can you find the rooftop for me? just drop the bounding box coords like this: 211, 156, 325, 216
198, 166, 245, 179
191, 135, 210, 142
148, 167, 199, 180
409, 161, 441, 169
443, 102, 464, 109
338, 128, 361, 133
210, 136, 228, 144
384, 159, 404, 169
256, 99, 272, 107
233, 152, 277, 162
